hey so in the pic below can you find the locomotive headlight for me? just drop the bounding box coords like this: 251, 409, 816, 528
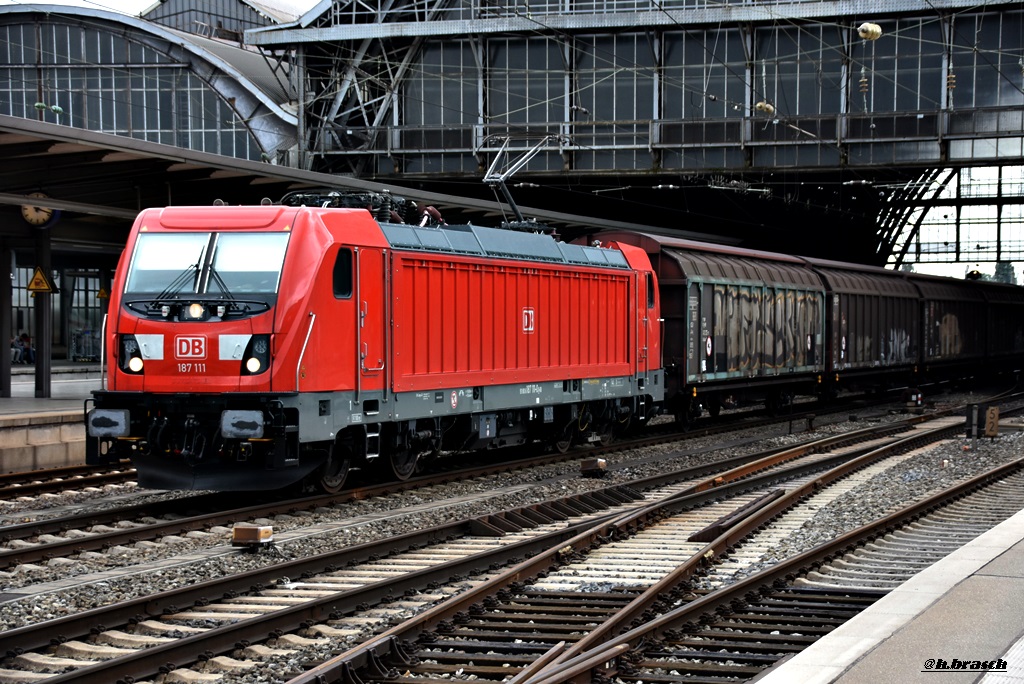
119, 334, 145, 375
187, 302, 205, 319
217, 305, 227, 318
160, 305, 171, 318
241, 334, 271, 376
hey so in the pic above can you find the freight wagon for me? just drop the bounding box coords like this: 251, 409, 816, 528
588, 231, 1024, 421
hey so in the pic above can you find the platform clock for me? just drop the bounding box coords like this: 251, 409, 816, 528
21, 192, 55, 227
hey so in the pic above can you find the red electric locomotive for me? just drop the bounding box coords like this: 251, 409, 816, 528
86, 192, 663, 492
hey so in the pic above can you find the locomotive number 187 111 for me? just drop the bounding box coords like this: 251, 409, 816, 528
178, 363, 207, 373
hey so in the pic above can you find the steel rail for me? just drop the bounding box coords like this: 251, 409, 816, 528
0, 463, 135, 497
285, 412, 971, 684
0, 400, 913, 568
534, 418, 970, 673
0, 439, 609, 566
1, 486, 639, 660
519, 456, 1024, 684
5, 404, 1003, 682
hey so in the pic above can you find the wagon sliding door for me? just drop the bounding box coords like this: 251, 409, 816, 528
809, 264, 921, 378
685, 280, 713, 382
669, 250, 824, 384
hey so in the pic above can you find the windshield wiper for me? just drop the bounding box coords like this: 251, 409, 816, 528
207, 267, 236, 301
155, 262, 199, 301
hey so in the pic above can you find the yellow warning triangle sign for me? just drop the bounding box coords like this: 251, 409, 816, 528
27, 267, 55, 293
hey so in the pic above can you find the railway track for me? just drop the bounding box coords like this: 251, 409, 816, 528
0, 409, 960, 683
289, 414, 1004, 684
2, 396, 1018, 683
538, 462, 1024, 684
0, 399, 901, 574
0, 463, 136, 499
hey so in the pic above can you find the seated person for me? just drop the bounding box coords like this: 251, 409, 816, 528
17, 333, 35, 364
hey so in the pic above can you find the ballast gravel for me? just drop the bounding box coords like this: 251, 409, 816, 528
734, 429, 1024, 576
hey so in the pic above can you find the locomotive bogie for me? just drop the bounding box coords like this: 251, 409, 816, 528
87, 392, 311, 491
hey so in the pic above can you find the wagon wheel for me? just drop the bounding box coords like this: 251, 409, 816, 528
554, 431, 574, 454
674, 403, 692, 432
319, 444, 352, 494
385, 447, 419, 481
706, 396, 721, 419
765, 392, 782, 415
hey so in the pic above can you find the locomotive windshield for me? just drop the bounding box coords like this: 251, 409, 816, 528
125, 232, 289, 295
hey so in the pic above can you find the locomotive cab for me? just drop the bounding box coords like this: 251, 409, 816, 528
112, 228, 284, 391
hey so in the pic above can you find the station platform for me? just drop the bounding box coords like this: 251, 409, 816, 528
757, 507, 1024, 684
0, 362, 101, 474
1, 360, 101, 410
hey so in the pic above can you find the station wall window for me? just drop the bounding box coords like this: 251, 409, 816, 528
67, 271, 105, 333
8, 268, 108, 356
0, 22, 262, 161
10, 267, 37, 340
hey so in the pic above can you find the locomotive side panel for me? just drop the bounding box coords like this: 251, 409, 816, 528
608, 241, 662, 383
390, 253, 633, 391
296, 210, 393, 394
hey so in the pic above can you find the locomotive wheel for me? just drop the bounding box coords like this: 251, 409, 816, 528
386, 448, 419, 481
319, 446, 352, 494
596, 422, 615, 447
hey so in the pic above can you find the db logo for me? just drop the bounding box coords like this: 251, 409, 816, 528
175, 336, 207, 359
522, 307, 535, 333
